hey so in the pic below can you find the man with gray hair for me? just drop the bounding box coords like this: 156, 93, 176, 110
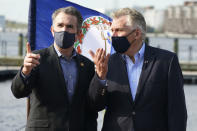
89, 8, 187, 131
11, 6, 97, 131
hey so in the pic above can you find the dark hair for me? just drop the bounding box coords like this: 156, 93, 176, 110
52, 6, 83, 32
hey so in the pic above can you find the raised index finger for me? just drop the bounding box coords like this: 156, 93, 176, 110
26, 42, 32, 54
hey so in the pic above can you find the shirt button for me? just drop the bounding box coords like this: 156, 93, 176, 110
132, 111, 136, 115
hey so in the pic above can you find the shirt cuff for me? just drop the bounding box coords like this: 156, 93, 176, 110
20, 70, 31, 82
96, 74, 108, 86
99, 79, 107, 85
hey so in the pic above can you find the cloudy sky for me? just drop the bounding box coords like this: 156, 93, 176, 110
0, 0, 188, 23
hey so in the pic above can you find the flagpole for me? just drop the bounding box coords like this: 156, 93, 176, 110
27, 97, 30, 119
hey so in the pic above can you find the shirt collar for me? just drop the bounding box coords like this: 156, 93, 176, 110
122, 42, 145, 62
54, 45, 77, 59
138, 42, 145, 59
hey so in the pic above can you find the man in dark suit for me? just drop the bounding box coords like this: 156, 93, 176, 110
11, 6, 97, 131
89, 8, 187, 131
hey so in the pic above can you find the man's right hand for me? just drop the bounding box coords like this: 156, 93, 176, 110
22, 42, 40, 76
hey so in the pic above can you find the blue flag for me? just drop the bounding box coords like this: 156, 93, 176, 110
28, 0, 114, 57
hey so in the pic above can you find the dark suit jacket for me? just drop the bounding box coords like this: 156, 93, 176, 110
11, 45, 97, 131
89, 44, 187, 131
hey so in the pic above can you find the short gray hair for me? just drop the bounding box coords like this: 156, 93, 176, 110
112, 8, 146, 40
52, 6, 83, 32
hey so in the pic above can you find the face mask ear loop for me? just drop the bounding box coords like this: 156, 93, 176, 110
125, 29, 136, 45
126, 29, 136, 38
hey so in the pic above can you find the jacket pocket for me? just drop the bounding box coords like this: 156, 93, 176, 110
28, 120, 49, 127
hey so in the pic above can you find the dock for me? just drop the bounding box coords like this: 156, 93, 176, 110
182, 71, 197, 84
180, 61, 197, 84
0, 57, 22, 81
0, 57, 197, 84
0, 56, 23, 66
0, 66, 20, 81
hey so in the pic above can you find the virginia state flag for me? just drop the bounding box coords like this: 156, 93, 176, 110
28, 0, 114, 59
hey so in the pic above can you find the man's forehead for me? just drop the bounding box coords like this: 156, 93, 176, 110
54, 13, 77, 24
111, 16, 130, 27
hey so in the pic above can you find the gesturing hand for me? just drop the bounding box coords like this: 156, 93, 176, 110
89, 48, 110, 80
22, 42, 40, 76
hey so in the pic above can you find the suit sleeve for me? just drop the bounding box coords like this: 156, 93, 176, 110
167, 54, 187, 131
11, 66, 37, 98
89, 73, 108, 112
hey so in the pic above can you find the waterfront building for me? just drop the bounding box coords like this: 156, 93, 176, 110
164, 1, 197, 34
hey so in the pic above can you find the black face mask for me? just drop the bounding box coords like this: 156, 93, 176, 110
112, 30, 136, 53
54, 31, 75, 49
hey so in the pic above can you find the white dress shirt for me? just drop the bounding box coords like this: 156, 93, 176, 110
123, 43, 145, 100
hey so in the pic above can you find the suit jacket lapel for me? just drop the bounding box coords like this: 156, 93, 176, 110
70, 54, 88, 107
72, 55, 83, 97
134, 45, 156, 103
118, 55, 134, 104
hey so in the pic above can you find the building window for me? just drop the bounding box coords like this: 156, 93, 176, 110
183, 7, 191, 19
175, 7, 181, 19
168, 7, 173, 19
193, 6, 197, 18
